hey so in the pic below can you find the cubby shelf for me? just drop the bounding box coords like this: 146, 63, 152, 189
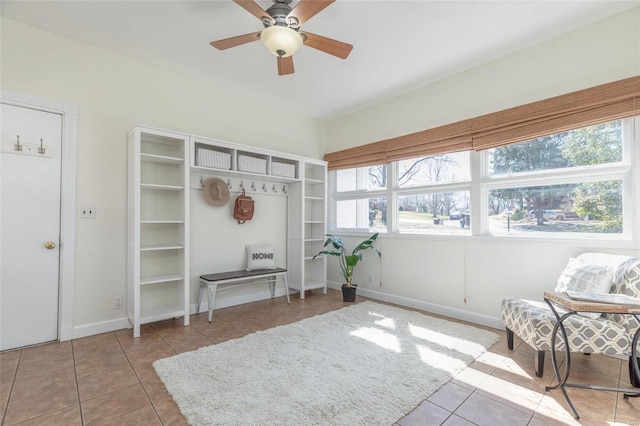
128, 126, 190, 338
191, 137, 302, 182
287, 158, 327, 299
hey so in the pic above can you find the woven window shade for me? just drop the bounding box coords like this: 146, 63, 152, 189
471, 77, 640, 150
324, 141, 387, 171
385, 120, 473, 163
325, 75, 640, 170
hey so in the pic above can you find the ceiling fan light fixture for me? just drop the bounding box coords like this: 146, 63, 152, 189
261, 25, 302, 58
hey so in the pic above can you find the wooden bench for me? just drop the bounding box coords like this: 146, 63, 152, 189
198, 268, 289, 322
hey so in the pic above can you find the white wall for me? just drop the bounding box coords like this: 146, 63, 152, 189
325, 8, 640, 329
2, 7, 640, 337
1, 17, 325, 335
327, 8, 640, 152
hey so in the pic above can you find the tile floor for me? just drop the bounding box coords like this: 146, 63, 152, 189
1, 289, 639, 425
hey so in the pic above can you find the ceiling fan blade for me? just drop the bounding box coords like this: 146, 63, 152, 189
210, 32, 262, 50
302, 31, 352, 59
277, 56, 295, 75
288, 0, 334, 26
233, 0, 272, 22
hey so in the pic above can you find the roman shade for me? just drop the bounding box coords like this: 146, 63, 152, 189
325, 75, 640, 171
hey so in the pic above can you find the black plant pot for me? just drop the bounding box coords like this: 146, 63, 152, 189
341, 284, 357, 302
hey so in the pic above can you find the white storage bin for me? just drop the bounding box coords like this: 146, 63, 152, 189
271, 161, 296, 178
196, 148, 231, 170
238, 155, 267, 174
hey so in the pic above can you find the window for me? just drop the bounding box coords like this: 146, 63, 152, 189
488, 120, 623, 175
485, 119, 629, 237
333, 165, 387, 231
330, 117, 637, 241
398, 152, 470, 187
336, 198, 387, 231
336, 165, 386, 192
397, 191, 470, 234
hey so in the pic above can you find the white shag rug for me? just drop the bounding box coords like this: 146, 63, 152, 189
153, 301, 499, 426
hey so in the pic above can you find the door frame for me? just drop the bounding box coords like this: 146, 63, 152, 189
1, 89, 77, 342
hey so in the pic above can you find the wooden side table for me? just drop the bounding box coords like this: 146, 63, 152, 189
543, 291, 640, 419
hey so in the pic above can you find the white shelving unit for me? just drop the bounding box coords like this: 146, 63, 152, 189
192, 135, 327, 299
191, 136, 301, 182
127, 127, 190, 338
288, 158, 328, 298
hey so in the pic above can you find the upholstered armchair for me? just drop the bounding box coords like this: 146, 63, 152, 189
500, 253, 640, 377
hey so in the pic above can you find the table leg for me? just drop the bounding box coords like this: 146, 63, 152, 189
624, 316, 640, 399
545, 299, 580, 419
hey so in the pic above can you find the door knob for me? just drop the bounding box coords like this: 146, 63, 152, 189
44, 241, 56, 249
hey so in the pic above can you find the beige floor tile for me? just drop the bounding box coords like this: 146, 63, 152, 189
19, 341, 72, 364
396, 400, 451, 425
80, 383, 150, 425
427, 381, 473, 412
74, 351, 131, 380
13, 404, 82, 426
77, 366, 140, 402
4, 366, 78, 425
96, 405, 161, 425
453, 392, 532, 425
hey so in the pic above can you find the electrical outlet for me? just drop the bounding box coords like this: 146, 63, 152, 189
80, 207, 96, 218
114, 296, 123, 309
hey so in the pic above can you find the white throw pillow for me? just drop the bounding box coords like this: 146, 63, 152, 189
246, 245, 276, 271
555, 257, 615, 319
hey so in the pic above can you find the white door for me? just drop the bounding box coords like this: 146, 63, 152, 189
1, 103, 62, 351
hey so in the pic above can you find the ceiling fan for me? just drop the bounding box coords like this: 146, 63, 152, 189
210, 0, 353, 76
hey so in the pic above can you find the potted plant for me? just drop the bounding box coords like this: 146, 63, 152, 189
314, 233, 381, 302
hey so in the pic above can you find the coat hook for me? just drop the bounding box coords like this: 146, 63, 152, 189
262, 183, 267, 192
14, 135, 22, 152
239, 181, 244, 190
38, 138, 46, 155
251, 182, 256, 191
200, 176, 205, 187
282, 185, 287, 194
227, 179, 232, 190
272, 184, 277, 193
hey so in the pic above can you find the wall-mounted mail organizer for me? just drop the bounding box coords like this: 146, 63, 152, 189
1, 135, 53, 158
190, 175, 289, 197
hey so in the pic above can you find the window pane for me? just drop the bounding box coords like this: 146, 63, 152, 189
336, 198, 387, 231
397, 191, 471, 233
336, 165, 387, 192
488, 181, 622, 235
398, 152, 470, 187
488, 120, 622, 175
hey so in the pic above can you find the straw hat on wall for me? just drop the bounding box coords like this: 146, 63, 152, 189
203, 178, 230, 207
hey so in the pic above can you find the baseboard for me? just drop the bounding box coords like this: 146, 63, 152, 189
72, 317, 131, 340
69, 289, 290, 340
327, 281, 503, 330
190, 287, 291, 315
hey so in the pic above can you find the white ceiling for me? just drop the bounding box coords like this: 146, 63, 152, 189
2, 1, 639, 121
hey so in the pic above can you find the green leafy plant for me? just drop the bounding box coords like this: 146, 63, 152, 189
314, 233, 381, 287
